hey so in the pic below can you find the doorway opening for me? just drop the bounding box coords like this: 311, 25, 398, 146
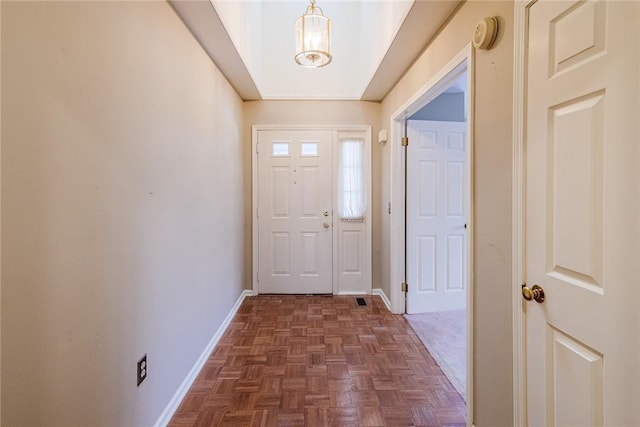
389, 44, 474, 423
405, 71, 468, 401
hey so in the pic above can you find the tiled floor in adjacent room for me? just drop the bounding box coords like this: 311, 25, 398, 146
169, 295, 466, 427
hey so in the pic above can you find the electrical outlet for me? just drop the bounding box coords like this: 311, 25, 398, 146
137, 354, 147, 386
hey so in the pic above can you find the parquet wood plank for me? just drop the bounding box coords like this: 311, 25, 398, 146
328, 407, 358, 426
169, 295, 465, 427
356, 406, 386, 426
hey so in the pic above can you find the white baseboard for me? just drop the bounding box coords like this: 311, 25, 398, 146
154, 289, 253, 427
372, 288, 391, 312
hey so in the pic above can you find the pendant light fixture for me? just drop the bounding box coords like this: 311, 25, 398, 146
295, 0, 332, 67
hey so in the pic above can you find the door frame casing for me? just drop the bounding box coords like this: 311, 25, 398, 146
251, 125, 372, 296
512, 2, 533, 426
388, 44, 474, 425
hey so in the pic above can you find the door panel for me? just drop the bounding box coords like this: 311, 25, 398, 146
258, 130, 333, 293
548, 326, 604, 427
417, 235, 436, 292
301, 166, 319, 216
271, 167, 290, 217
418, 160, 437, 217
301, 232, 319, 275
407, 120, 467, 313
272, 233, 290, 275
524, 1, 639, 425
341, 230, 361, 273
548, 92, 604, 289
446, 235, 464, 290
446, 160, 464, 216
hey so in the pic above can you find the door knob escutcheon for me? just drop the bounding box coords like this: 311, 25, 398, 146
522, 284, 545, 303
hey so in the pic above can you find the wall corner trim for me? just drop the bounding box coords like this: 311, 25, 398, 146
154, 289, 253, 427
372, 288, 392, 312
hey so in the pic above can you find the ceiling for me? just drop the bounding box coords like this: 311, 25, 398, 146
169, 0, 462, 101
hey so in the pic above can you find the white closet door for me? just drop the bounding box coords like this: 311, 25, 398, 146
523, 1, 640, 425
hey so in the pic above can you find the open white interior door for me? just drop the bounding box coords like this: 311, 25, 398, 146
257, 130, 333, 294
406, 120, 467, 314
523, 0, 639, 425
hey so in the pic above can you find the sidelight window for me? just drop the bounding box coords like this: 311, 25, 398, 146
338, 138, 366, 220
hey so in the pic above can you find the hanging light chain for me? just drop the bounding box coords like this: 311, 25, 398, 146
308, 0, 320, 16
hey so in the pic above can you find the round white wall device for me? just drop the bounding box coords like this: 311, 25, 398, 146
473, 17, 499, 50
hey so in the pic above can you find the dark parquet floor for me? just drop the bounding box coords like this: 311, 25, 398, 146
169, 295, 466, 427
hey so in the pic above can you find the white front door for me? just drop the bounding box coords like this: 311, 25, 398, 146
257, 130, 333, 294
524, 1, 639, 425
406, 120, 467, 313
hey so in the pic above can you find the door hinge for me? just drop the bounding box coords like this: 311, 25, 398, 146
401, 137, 409, 147
256, 143, 259, 153
401, 282, 408, 292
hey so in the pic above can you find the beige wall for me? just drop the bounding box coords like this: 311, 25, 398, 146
242, 101, 384, 294
1, 2, 245, 425
380, 1, 514, 425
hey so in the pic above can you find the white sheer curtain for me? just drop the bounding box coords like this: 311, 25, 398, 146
338, 138, 366, 220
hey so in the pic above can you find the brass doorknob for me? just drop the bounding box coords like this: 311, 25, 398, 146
323, 222, 330, 229
522, 284, 545, 303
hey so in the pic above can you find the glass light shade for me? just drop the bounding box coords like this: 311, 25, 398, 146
295, 3, 332, 67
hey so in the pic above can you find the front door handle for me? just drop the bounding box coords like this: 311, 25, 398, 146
323, 222, 330, 229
